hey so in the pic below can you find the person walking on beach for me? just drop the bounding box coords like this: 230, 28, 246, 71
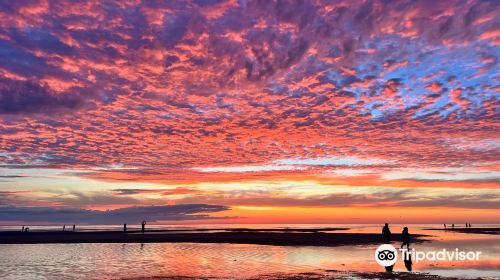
382, 223, 391, 244
452, 224, 454, 229
401, 227, 410, 249
124, 223, 127, 232
72, 224, 76, 232
63, 225, 66, 232
444, 224, 446, 229
141, 220, 146, 234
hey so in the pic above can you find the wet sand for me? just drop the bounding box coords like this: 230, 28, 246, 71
427, 227, 500, 235
251, 270, 491, 280
0, 229, 427, 246
125, 270, 487, 280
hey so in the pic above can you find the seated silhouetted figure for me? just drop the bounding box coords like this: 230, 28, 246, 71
382, 223, 391, 244
401, 227, 410, 249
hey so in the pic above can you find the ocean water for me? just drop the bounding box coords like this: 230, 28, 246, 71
0, 224, 498, 279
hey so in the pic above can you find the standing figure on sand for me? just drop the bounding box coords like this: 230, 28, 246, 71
401, 227, 410, 249
382, 223, 391, 244
141, 220, 147, 234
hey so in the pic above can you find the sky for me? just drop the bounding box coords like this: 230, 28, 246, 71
0, 0, 499, 224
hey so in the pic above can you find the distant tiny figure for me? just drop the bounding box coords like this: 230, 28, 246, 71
469, 223, 472, 228
21, 225, 25, 232
452, 224, 454, 229
401, 227, 410, 249
141, 220, 147, 234
444, 224, 446, 229
63, 225, 66, 232
72, 224, 76, 232
382, 223, 391, 244
24, 227, 29, 232
124, 223, 127, 232
465, 223, 468, 228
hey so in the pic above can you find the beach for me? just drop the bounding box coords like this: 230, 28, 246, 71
0, 225, 498, 279
0, 228, 427, 246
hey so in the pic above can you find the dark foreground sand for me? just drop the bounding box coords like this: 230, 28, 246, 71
0, 229, 427, 246
123, 270, 489, 280
426, 227, 500, 235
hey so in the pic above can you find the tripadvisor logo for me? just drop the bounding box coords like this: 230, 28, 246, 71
374, 244, 482, 267
375, 244, 398, 266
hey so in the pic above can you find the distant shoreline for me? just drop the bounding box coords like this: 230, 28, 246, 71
426, 227, 500, 235
0, 229, 428, 246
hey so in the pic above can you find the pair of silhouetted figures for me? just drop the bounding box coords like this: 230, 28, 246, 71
122, 221, 147, 233
444, 223, 471, 229
22, 225, 76, 232
382, 223, 412, 272
382, 223, 410, 248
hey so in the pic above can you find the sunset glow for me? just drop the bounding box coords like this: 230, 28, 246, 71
0, 0, 499, 224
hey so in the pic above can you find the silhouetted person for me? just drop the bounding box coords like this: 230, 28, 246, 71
24, 227, 29, 232
469, 223, 472, 228
73, 224, 76, 232
382, 223, 391, 244
141, 220, 146, 234
401, 227, 410, 249
444, 224, 446, 229
21, 225, 25, 232
124, 223, 127, 232
63, 225, 66, 232
452, 224, 454, 229
404, 252, 413, 272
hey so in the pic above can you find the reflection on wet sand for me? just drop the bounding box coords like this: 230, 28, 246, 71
0, 225, 498, 279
